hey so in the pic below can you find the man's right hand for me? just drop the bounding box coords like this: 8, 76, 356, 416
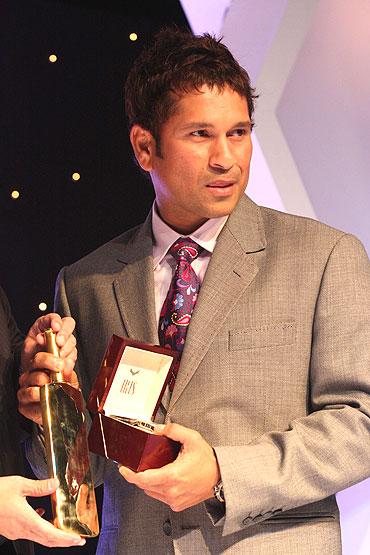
0, 476, 86, 547
18, 313, 79, 425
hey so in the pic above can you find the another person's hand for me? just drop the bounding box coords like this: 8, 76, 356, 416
0, 476, 86, 547
18, 313, 79, 424
119, 423, 220, 512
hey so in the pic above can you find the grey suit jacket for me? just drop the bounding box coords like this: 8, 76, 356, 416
28, 196, 370, 554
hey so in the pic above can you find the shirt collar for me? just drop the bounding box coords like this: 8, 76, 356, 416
152, 203, 228, 269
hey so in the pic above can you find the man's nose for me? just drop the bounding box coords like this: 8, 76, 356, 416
209, 137, 235, 171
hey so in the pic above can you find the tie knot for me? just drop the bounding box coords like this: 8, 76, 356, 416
169, 237, 203, 263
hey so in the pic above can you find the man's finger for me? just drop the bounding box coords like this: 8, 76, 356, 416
119, 463, 174, 488
19, 370, 50, 388
155, 422, 197, 444
25, 505, 86, 547
59, 337, 77, 359
61, 368, 80, 389
21, 477, 59, 497
31, 314, 63, 338
18, 404, 43, 424
55, 316, 76, 348
33, 316, 75, 346
17, 386, 42, 404
118, 465, 137, 482
32, 352, 64, 372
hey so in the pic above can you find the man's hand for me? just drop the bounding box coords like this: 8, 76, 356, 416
119, 423, 220, 512
0, 476, 86, 547
18, 313, 79, 424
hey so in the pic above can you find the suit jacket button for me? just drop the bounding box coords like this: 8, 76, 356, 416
163, 519, 172, 536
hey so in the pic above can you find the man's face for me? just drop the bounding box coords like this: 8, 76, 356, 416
138, 85, 253, 234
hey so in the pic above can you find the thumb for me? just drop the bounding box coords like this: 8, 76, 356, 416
154, 422, 191, 443
21, 477, 59, 497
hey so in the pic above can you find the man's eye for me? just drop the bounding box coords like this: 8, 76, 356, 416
231, 128, 247, 136
191, 130, 209, 137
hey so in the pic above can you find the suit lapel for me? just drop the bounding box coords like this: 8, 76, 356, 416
113, 214, 159, 345
168, 195, 267, 411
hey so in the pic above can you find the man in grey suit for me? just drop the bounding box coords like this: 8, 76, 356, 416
19, 28, 370, 554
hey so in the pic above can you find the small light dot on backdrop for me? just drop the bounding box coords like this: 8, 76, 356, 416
49, 54, 58, 63
39, 302, 47, 311
72, 172, 80, 181
129, 33, 138, 41
11, 190, 20, 199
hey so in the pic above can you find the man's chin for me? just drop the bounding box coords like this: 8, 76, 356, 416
205, 197, 243, 219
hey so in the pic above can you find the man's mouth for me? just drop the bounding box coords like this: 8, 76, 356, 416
206, 180, 235, 189
206, 180, 236, 196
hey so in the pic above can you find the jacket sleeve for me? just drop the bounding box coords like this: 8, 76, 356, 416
0, 287, 27, 476
212, 234, 370, 536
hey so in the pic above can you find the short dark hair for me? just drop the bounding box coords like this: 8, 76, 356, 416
124, 27, 257, 146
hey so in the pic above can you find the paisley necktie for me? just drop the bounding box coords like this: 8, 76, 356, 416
158, 237, 203, 390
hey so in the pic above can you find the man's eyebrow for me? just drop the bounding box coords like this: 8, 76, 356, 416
179, 122, 215, 130
233, 121, 252, 129
180, 120, 252, 130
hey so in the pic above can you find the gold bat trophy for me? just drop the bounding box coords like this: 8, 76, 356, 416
40, 328, 99, 537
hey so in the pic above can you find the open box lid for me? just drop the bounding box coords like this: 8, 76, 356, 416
87, 335, 179, 422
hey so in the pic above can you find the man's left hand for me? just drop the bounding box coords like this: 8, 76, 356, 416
20, 313, 77, 374
18, 314, 78, 424
119, 423, 220, 512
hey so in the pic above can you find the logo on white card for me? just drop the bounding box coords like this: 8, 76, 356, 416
120, 378, 136, 396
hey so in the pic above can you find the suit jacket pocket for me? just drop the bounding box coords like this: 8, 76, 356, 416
263, 512, 336, 525
229, 321, 296, 350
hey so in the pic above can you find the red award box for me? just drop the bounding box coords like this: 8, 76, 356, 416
87, 335, 180, 472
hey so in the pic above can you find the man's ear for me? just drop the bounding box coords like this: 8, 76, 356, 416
129, 125, 156, 171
